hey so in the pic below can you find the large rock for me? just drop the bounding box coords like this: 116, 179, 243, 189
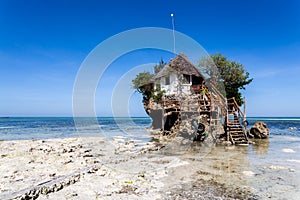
249, 122, 270, 139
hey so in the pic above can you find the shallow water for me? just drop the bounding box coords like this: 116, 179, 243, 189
0, 117, 300, 199
247, 136, 300, 199
158, 136, 300, 199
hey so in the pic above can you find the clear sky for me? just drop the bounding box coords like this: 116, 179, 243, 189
0, 0, 299, 117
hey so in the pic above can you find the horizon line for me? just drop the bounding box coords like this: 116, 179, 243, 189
1, 116, 300, 118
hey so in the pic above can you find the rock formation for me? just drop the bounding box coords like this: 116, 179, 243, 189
249, 122, 270, 139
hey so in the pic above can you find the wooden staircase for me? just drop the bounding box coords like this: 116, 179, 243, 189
226, 98, 248, 145
199, 86, 211, 114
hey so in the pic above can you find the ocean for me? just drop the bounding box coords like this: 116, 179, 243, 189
0, 117, 299, 141
0, 117, 152, 141
0, 117, 300, 199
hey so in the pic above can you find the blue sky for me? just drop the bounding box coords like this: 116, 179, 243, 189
0, 0, 299, 117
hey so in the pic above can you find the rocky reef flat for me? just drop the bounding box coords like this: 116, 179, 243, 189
0, 135, 281, 199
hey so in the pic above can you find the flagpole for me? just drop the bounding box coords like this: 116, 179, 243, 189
171, 13, 176, 54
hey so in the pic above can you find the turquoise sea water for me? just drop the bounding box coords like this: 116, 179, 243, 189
0, 117, 152, 140
0, 117, 299, 140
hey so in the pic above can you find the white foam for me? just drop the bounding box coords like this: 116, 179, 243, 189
264, 165, 295, 171
287, 159, 300, 163
282, 148, 296, 153
242, 170, 255, 176
0, 126, 14, 129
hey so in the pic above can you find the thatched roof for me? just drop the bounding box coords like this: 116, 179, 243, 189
153, 53, 202, 79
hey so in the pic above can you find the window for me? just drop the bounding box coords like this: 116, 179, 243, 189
183, 74, 190, 84
192, 75, 202, 85
165, 76, 170, 85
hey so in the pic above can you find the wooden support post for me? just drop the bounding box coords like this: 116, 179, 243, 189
243, 96, 246, 120
162, 109, 164, 132
225, 98, 229, 142
243, 96, 247, 131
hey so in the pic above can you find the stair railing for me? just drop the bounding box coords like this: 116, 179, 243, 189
227, 97, 248, 141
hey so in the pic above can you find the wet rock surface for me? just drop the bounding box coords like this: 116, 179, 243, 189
163, 178, 258, 200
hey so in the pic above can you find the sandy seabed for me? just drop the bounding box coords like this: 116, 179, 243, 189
0, 135, 263, 200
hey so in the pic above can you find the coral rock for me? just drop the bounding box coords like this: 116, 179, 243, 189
249, 122, 270, 139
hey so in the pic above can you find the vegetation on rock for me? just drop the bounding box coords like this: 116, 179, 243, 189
132, 72, 154, 93
132, 71, 154, 101
132, 60, 166, 102
199, 53, 253, 105
154, 59, 166, 74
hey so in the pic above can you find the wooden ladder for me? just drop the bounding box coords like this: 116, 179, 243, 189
226, 98, 248, 145
199, 86, 211, 114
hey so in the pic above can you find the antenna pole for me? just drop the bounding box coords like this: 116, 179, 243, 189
171, 13, 176, 54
